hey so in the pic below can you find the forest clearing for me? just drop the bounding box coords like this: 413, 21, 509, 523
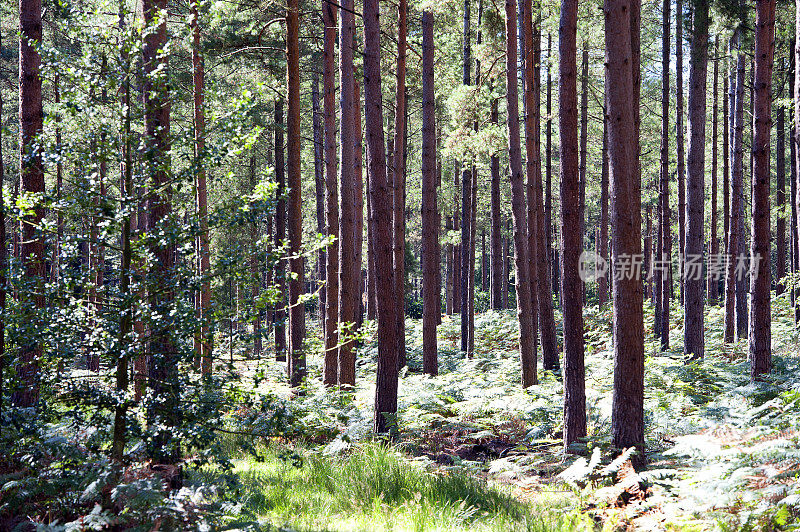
2, 0, 800, 529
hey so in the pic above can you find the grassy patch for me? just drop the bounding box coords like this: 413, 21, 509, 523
208, 443, 591, 531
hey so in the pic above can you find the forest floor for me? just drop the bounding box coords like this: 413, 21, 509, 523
209, 295, 800, 531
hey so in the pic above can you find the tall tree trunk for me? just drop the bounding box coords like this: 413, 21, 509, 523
524, 3, 558, 371
790, 49, 799, 323
708, 36, 719, 304
354, 81, 364, 332
460, 0, 471, 356
505, 0, 537, 387
578, 40, 589, 278
655, 0, 669, 343
286, 0, 305, 388
607, 0, 645, 461
250, 155, 262, 358
723, 69, 730, 302
312, 58, 327, 327
684, 0, 708, 360
143, 0, 177, 463
600, 115, 610, 308
725, 29, 745, 344
676, 0, 686, 302
112, 18, 133, 460
365, 0, 399, 433
14, 0, 44, 407
338, 0, 357, 387
394, 0, 408, 368
421, 10, 437, 376
490, 99, 503, 309
560, 0, 585, 449
546, 33, 556, 303
776, 74, 786, 295
274, 101, 287, 361
750, 0, 775, 380
191, 0, 212, 372
322, 0, 339, 384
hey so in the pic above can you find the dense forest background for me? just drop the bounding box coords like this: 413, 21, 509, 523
2, 0, 800, 529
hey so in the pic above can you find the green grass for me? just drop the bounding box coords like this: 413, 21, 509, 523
205, 443, 592, 531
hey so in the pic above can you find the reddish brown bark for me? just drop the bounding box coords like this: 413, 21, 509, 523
322, 0, 339, 384
607, 0, 645, 460
490, 99, 503, 310
708, 36, 719, 305
364, 0, 399, 433
684, 0, 708, 359
560, 0, 585, 448
286, 0, 305, 388
421, 10, 437, 376
338, 0, 357, 387
394, 0, 408, 368
505, 0, 537, 387
676, 0, 686, 302
750, 0, 775, 380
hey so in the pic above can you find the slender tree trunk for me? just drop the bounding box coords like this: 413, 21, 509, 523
250, 155, 262, 358
312, 59, 327, 326
607, 0, 645, 461
490, 99, 503, 309
723, 69, 730, 302
505, 0, 537, 387
676, 0, 686, 302
524, 3, 558, 370
422, 10, 437, 376
684, 0, 708, 360
112, 19, 133, 460
365, 0, 399, 434
274, 102, 287, 361
790, 49, 799, 323
394, 0, 408, 368
750, 0, 775, 380
578, 40, 589, 277
191, 0, 212, 372
460, 0, 471, 356
354, 81, 365, 332
143, 0, 177, 464
322, 0, 339, 384
13, 0, 44, 407
655, 0, 669, 342
776, 75, 786, 295
708, 36, 719, 304
600, 116, 610, 308
546, 33, 556, 303
725, 29, 745, 344
286, 0, 305, 388
560, 0, 585, 448
338, 0, 357, 387
445, 214, 454, 314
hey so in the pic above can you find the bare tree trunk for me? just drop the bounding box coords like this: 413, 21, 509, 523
338, 0, 357, 387
725, 29, 745, 344
422, 10, 437, 376
723, 68, 730, 304
312, 59, 326, 327
394, 0, 408, 368
460, 0, 471, 356
143, 0, 177, 463
354, 81, 365, 332
505, 0, 537, 387
776, 73, 786, 295
286, 0, 305, 388
546, 33, 556, 303
607, 0, 645, 462
578, 40, 589, 284
490, 99, 503, 309
365, 0, 399, 434
322, 0, 339, 384
600, 116, 610, 308
524, 3, 558, 371
658, 0, 671, 349
274, 101, 287, 361
750, 0, 775, 380
676, 0, 686, 302
191, 0, 212, 372
708, 36, 719, 305
560, 0, 585, 449
13, 0, 44, 407
684, 0, 708, 360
